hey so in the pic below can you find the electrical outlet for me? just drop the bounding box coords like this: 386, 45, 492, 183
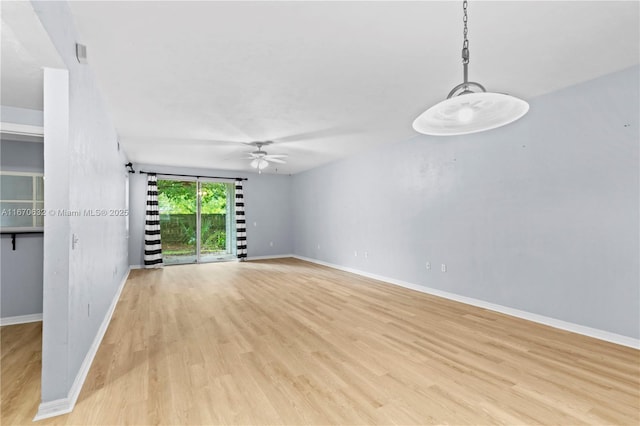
354, 250, 358, 257
364, 251, 368, 259
426, 262, 431, 271
441, 264, 447, 272
269, 241, 274, 247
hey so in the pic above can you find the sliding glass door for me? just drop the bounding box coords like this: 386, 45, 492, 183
158, 178, 234, 265
199, 181, 235, 262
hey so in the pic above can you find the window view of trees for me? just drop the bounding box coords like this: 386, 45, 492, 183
158, 180, 231, 260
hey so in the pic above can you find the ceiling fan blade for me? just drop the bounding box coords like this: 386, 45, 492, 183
275, 126, 360, 143
134, 137, 242, 146
267, 158, 286, 164
264, 154, 288, 159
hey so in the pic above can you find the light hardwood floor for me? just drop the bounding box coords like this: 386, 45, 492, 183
1, 321, 42, 425
2, 258, 639, 425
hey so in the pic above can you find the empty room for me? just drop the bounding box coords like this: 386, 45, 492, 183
1, 0, 638, 425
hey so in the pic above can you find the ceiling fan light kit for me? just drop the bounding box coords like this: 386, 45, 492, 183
412, 0, 528, 136
245, 141, 287, 173
251, 158, 269, 169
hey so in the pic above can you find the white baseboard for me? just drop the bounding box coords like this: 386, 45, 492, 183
0, 313, 43, 326
247, 254, 294, 261
32, 397, 74, 421
292, 255, 640, 350
132, 256, 292, 267
34, 267, 131, 421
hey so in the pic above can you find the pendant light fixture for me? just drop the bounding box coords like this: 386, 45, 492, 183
251, 158, 268, 174
412, 0, 529, 136
250, 158, 269, 170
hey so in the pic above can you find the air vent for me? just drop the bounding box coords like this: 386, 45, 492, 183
76, 43, 87, 64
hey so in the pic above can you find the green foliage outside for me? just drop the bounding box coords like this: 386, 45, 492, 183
157, 180, 231, 255
157, 180, 227, 214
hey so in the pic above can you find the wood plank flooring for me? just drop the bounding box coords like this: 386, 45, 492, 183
2, 258, 639, 424
1, 321, 42, 424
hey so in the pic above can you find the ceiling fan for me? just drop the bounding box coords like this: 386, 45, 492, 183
244, 141, 287, 173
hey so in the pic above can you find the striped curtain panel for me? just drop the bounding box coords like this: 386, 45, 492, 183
144, 174, 163, 268
235, 179, 247, 260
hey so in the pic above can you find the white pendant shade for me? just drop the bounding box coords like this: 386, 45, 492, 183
251, 158, 269, 169
413, 92, 529, 136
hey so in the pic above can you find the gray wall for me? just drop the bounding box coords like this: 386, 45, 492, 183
0, 137, 44, 318
0, 105, 44, 126
128, 164, 292, 266
292, 65, 640, 340
33, 1, 130, 402
1, 138, 44, 172
0, 233, 43, 317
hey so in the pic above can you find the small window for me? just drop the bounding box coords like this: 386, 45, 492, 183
0, 171, 44, 230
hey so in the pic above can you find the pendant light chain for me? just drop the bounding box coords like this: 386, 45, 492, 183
462, 0, 469, 64
462, 0, 470, 85
411, 0, 529, 136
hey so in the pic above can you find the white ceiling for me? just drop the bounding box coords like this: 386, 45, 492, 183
1, 1, 64, 111
63, 1, 639, 174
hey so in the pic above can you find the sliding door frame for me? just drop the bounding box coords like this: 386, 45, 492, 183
158, 175, 234, 264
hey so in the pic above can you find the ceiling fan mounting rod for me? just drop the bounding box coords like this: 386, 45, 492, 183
251, 141, 273, 149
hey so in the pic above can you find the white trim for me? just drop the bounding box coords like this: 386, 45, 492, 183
292, 255, 640, 350
0, 226, 44, 233
32, 397, 73, 421
34, 267, 131, 421
130, 255, 292, 266
0, 171, 44, 177
0, 313, 42, 326
0, 122, 44, 137
246, 254, 294, 261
